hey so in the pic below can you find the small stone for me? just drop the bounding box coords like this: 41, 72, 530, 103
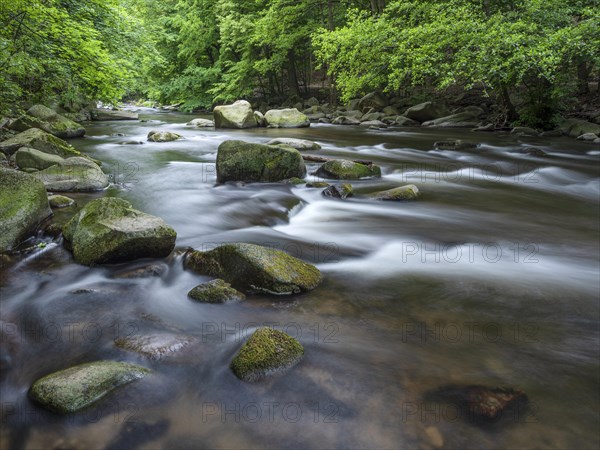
186, 118, 214, 127
111, 264, 167, 279
147, 131, 181, 142
322, 184, 353, 199
372, 185, 419, 201
306, 182, 330, 188
115, 334, 194, 360
266, 138, 321, 150
187, 279, 246, 303
48, 195, 75, 208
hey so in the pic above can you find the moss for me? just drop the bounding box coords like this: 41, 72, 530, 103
285, 177, 306, 185
230, 327, 304, 382
187, 279, 246, 303
264, 109, 310, 128
0, 128, 81, 157
315, 159, 381, 180
29, 361, 150, 414
306, 182, 330, 188
35, 157, 108, 192
48, 195, 75, 208
184, 243, 322, 295
372, 184, 419, 201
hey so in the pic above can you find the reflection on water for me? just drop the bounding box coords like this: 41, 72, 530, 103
1, 108, 599, 449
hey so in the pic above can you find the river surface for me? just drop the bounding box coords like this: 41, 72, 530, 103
1, 108, 599, 449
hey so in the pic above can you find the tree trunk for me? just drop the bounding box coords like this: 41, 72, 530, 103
501, 85, 518, 122
577, 60, 591, 95
327, 0, 334, 30
287, 49, 300, 97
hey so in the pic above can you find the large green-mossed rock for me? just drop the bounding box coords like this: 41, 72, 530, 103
185, 243, 322, 295
0, 128, 81, 157
264, 108, 310, 128
15, 147, 65, 171
230, 327, 304, 382
187, 279, 246, 303
315, 159, 381, 180
0, 168, 52, 252
216, 140, 306, 183
213, 100, 258, 129
9, 105, 86, 138
63, 197, 177, 265
35, 157, 108, 192
29, 361, 150, 414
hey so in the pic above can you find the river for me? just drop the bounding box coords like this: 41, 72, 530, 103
1, 108, 599, 449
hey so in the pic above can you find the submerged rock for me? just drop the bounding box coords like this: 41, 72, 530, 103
433, 140, 478, 150
35, 157, 108, 192
147, 131, 181, 142
230, 327, 304, 382
115, 334, 195, 360
9, 104, 86, 138
266, 138, 321, 150
216, 140, 306, 183
29, 361, 150, 413
185, 243, 322, 295
213, 100, 257, 129
315, 159, 381, 180
264, 109, 310, 128
515, 147, 548, 157
111, 264, 167, 279
186, 118, 214, 127
371, 185, 419, 201
187, 279, 246, 303
0, 169, 52, 252
322, 183, 353, 199
48, 194, 75, 208
15, 147, 65, 171
62, 197, 177, 265
0, 128, 81, 157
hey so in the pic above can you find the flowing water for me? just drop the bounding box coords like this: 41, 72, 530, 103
1, 108, 599, 449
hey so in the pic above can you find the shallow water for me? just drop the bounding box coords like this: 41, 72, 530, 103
1, 108, 599, 449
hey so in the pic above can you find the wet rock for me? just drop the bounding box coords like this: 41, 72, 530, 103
62, 197, 177, 265
266, 138, 321, 150
185, 243, 322, 295
187, 279, 246, 303
0, 168, 52, 252
306, 182, 330, 188
115, 334, 195, 360
216, 140, 306, 183
147, 131, 181, 142
322, 183, 353, 199
111, 264, 167, 279
371, 184, 419, 201
9, 104, 86, 138
34, 157, 108, 192
90, 109, 139, 121
186, 118, 214, 127
29, 361, 150, 413
576, 132, 598, 141
43, 222, 64, 238
230, 327, 304, 382
120, 140, 144, 145
285, 177, 306, 185
315, 159, 381, 180
404, 102, 450, 123
48, 194, 75, 208
433, 140, 478, 150
511, 126, 539, 136
15, 147, 65, 171
0, 128, 81, 157
515, 147, 548, 157
213, 100, 257, 129
264, 108, 310, 128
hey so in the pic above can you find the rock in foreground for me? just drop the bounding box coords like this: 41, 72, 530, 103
213, 100, 257, 129
63, 197, 177, 265
0, 169, 52, 252
230, 327, 304, 382
264, 109, 310, 128
35, 157, 108, 192
185, 243, 322, 295
15, 147, 65, 171
29, 361, 150, 414
315, 159, 381, 180
188, 279, 246, 303
216, 140, 306, 183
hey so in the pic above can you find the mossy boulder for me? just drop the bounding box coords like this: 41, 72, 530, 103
35, 157, 108, 192
187, 279, 246, 303
322, 183, 353, 199
62, 197, 177, 265
15, 147, 65, 170
147, 131, 181, 142
266, 138, 321, 150
213, 100, 258, 129
0, 168, 52, 252
185, 243, 322, 295
404, 102, 451, 123
90, 109, 139, 121
0, 128, 81, 157
48, 195, 75, 208
371, 185, 419, 201
9, 105, 86, 138
264, 109, 310, 128
230, 327, 304, 382
29, 361, 150, 414
216, 140, 306, 183
315, 159, 381, 180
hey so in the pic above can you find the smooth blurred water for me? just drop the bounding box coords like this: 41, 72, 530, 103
1, 108, 599, 449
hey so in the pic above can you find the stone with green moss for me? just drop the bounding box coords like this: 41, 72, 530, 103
315, 159, 381, 180
15, 147, 65, 171
62, 197, 177, 265
0, 128, 81, 157
213, 100, 257, 129
286, 177, 306, 185
29, 361, 150, 414
187, 279, 246, 303
230, 327, 304, 382
371, 184, 419, 201
9, 105, 86, 138
217, 140, 306, 183
0, 168, 52, 252
306, 182, 330, 188
322, 183, 353, 199
185, 243, 322, 295
48, 194, 75, 208
147, 131, 181, 142
34, 157, 108, 192
266, 138, 320, 150
264, 109, 310, 128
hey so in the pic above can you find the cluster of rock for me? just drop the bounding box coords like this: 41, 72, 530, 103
213, 100, 309, 129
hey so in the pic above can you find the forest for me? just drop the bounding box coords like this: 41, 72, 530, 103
1, 0, 599, 127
